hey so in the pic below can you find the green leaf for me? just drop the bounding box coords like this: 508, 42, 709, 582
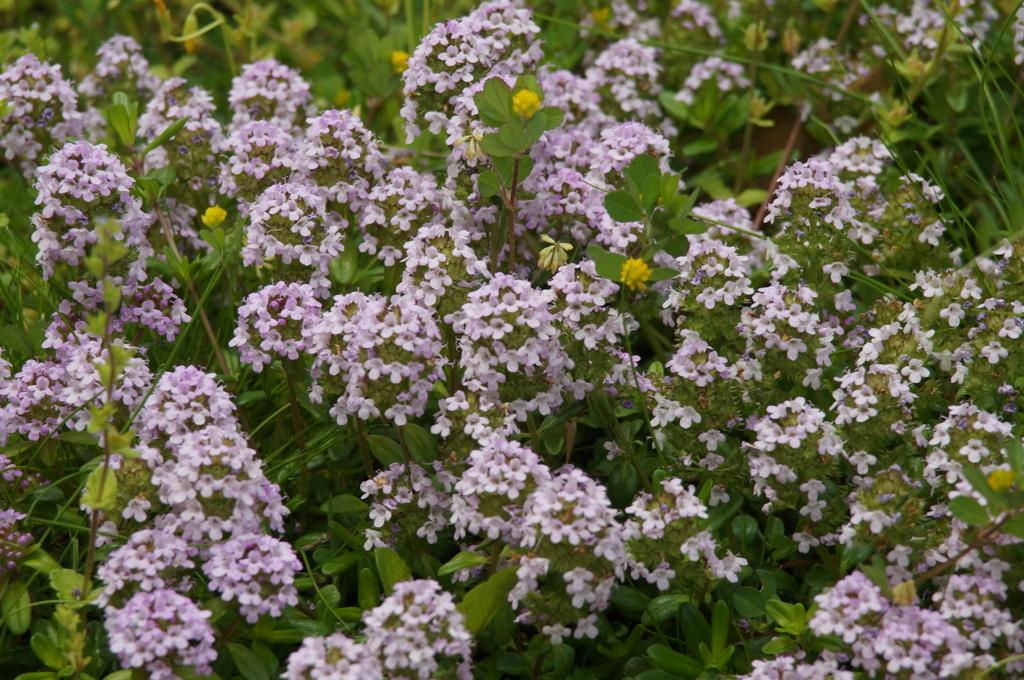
314, 585, 341, 623
480, 131, 520, 158
586, 390, 617, 429
105, 93, 138, 148
948, 495, 988, 526
710, 599, 730, 657
531, 106, 564, 132
646, 267, 677, 283
497, 121, 530, 155
839, 541, 875, 573
329, 521, 363, 550
696, 174, 731, 199
712, 92, 749, 134
516, 155, 535, 184
607, 460, 639, 508
736, 188, 768, 207
681, 137, 719, 155
136, 166, 177, 200
358, 568, 380, 610
332, 246, 360, 285
962, 467, 1006, 510
494, 652, 530, 675
646, 644, 703, 678
640, 173, 662, 214
53, 431, 100, 446
251, 642, 280, 676
321, 552, 360, 576
731, 515, 761, 555
1008, 438, 1024, 474
456, 566, 519, 635
765, 600, 807, 635
550, 644, 575, 680
707, 492, 743, 531
322, 494, 370, 515
477, 170, 502, 198
679, 603, 711, 651
668, 217, 707, 235
401, 423, 438, 463
2, 581, 31, 635
374, 547, 411, 595
475, 77, 514, 127
100, 672, 134, 680
678, 186, 701, 218
492, 156, 516, 187
604, 190, 645, 223
30, 633, 64, 670
1000, 512, 1024, 539
732, 587, 766, 618
0, 323, 44, 360
762, 636, 798, 655
945, 86, 968, 113
586, 245, 628, 282
228, 643, 270, 680
142, 116, 189, 157
658, 90, 691, 123
860, 561, 890, 593
21, 549, 62, 577
49, 569, 93, 604
258, 617, 333, 644
365, 435, 404, 467
351, 62, 395, 99
201, 226, 227, 251
438, 551, 488, 577
660, 173, 681, 208
750, 150, 785, 177
80, 464, 118, 512
625, 154, 660, 196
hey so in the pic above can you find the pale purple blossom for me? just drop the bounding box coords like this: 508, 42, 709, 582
78, 35, 161, 101
0, 53, 84, 176
311, 293, 446, 426
105, 589, 217, 680
228, 58, 314, 132
203, 533, 301, 623
231, 282, 323, 372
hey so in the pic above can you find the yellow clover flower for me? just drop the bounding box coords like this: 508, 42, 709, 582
512, 89, 541, 119
620, 257, 651, 291
391, 50, 410, 74
988, 469, 1016, 492
202, 205, 227, 228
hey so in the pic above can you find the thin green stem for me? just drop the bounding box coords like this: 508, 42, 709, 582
404, 0, 416, 54
619, 288, 668, 468
975, 652, 1024, 679
734, 0, 765, 195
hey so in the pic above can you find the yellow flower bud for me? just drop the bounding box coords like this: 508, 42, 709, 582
782, 25, 801, 56
183, 14, 199, 54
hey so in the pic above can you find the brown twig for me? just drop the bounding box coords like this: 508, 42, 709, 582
753, 113, 804, 229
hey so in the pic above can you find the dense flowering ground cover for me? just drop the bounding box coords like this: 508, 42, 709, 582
2, 0, 1024, 678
